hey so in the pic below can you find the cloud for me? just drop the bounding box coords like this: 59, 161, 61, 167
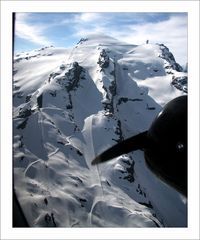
77, 13, 102, 23
58, 13, 104, 28
68, 13, 187, 65
69, 13, 111, 38
118, 15, 188, 65
15, 13, 187, 65
126, 15, 187, 43
15, 13, 52, 46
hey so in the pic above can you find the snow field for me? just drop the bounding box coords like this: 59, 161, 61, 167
13, 34, 187, 227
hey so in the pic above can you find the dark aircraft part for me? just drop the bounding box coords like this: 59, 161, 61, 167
145, 95, 187, 196
92, 95, 187, 196
13, 190, 29, 227
92, 131, 148, 165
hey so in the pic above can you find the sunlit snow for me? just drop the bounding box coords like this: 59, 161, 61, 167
13, 35, 187, 227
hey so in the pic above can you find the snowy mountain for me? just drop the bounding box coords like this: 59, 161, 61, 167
13, 35, 187, 227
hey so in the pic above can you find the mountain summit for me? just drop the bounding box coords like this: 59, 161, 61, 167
13, 35, 187, 227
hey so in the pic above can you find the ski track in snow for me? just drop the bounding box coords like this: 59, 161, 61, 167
24, 159, 43, 176
48, 148, 59, 158
82, 116, 95, 166
81, 115, 107, 225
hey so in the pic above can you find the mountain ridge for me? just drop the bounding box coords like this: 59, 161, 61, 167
13, 35, 187, 227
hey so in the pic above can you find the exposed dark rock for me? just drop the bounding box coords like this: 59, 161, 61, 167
76, 150, 83, 156
26, 95, 32, 103
79, 198, 87, 202
123, 160, 135, 183
49, 91, 56, 97
123, 67, 128, 70
139, 201, 153, 209
49, 72, 60, 81
121, 158, 131, 165
44, 213, 56, 227
18, 136, 24, 148
65, 62, 85, 91
172, 76, 187, 93
79, 198, 87, 207
109, 80, 116, 97
15, 92, 24, 99
146, 104, 156, 110
19, 108, 32, 118
66, 104, 72, 110
97, 49, 109, 68
14, 85, 20, 91
110, 70, 115, 76
60, 64, 66, 70
136, 184, 147, 198
37, 94, 43, 108
118, 97, 129, 105
44, 198, 48, 205
70, 176, 83, 184
14, 53, 41, 63
13, 69, 18, 75
158, 43, 183, 72
106, 180, 111, 187
112, 120, 124, 143
57, 141, 65, 145
44, 213, 51, 223
77, 38, 88, 45
14, 57, 24, 63
17, 118, 28, 129
117, 97, 143, 105
166, 71, 173, 74
51, 213, 56, 227
66, 93, 73, 110
102, 60, 117, 114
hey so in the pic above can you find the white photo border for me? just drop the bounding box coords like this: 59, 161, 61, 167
1, 1, 199, 239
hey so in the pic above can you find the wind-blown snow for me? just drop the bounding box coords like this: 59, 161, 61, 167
13, 35, 187, 227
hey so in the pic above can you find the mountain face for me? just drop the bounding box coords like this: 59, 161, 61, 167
13, 35, 187, 227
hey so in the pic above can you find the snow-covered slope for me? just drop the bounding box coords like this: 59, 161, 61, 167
13, 35, 187, 227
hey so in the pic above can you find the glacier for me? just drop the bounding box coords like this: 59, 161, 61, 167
13, 34, 187, 227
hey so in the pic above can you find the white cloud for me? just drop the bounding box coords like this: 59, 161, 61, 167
67, 13, 187, 65
15, 13, 187, 65
72, 25, 107, 39
72, 14, 187, 66
15, 13, 52, 46
69, 13, 111, 38
60, 13, 103, 26
114, 15, 188, 65
78, 13, 102, 22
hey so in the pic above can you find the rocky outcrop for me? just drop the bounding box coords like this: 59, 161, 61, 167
50, 62, 85, 92
97, 49, 110, 68
65, 62, 85, 91
47, 62, 86, 132
76, 38, 88, 45
117, 97, 143, 106
172, 76, 187, 93
157, 44, 187, 93
158, 44, 183, 72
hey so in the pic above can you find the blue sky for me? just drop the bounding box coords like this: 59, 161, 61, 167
14, 12, 187, 65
